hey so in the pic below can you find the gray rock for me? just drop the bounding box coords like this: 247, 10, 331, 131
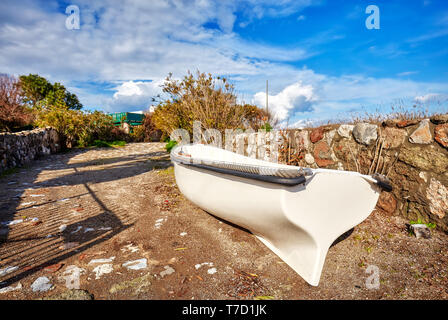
353, 123, 378, 145
337, 124, 354, 139
410, 224, 431, 239
31, 276, 53, 292
304, 153, 315, 165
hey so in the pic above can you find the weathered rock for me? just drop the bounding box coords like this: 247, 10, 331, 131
59, 265, 86, 290
122, 258, 147, 270
410, 224, 431, 239
430, 114, 448, 124
382, 119, 399, 127
0, 282, 22, 294
382, 127, 407, 149
337, 124, 354, 138
427, 178, 448, 219
313, 141, 334, 167
434, 123, 448, 148
397, 119, 418, 128
409, 119, 432, 144
109, 273, 152, 295
324, 129, 336, 146
44, 263, 63, 273
31, 276, 53, 292
353, 123, 378, 145
310, 128, 324, 143
41, 289, 93, 300
304, 153, 315, 165
376, 192, 397, 214
294, 130, 310, 150
398, 145, 448, 174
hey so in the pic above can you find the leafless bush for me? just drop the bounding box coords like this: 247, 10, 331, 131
0, 74, 34, 131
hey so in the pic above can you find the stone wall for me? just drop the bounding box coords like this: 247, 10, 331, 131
0, 127, 61, 173
233, 114, 448, 231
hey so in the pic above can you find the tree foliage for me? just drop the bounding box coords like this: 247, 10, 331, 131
35, 107, 114, 147
19, 74, 82, 110
152, 71, 272, 137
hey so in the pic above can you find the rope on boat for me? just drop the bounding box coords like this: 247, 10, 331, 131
170, 147, 311, 179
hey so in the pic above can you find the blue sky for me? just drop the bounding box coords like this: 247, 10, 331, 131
1, 0, 447, 127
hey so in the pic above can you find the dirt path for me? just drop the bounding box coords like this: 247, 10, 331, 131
1, 142, 448, 300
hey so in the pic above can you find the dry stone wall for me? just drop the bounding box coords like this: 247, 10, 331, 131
0, 127, 61, 173
233, 114, 448, 231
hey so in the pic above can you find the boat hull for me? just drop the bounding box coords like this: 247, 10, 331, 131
173, 149, 381, 286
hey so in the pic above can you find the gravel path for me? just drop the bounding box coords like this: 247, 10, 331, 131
1, 143, 447, 299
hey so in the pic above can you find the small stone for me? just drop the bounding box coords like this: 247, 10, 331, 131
159, 266, 175, 278
0, 282, 22, 294
207, 268, 217, 274
294, 130, 310, 150
397, 119, 418, 128
88, 257, 115, 265
410, 224, 431, 239
376, 192, 397, 214
434, 124, 448, 148
31, 276, 53, 292
313, 141, 334, 167
304, 153, 315, 165
337, 124, 354, 139
419, 171, 428, 183
0, 266, 19, 276
122, 258, 147, 270
324, 129, 336, 146
382, 127, 407, 149
427, 178, 448, 219
92, 264, 113, 279
409, 119, 432, 144
121, 244, 139, 253
44, 263, 64, 273
59, 265, 86, 289
353, 123, 378, 145
310, 128, 324, 143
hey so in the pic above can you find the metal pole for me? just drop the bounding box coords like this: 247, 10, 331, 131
266, 80, 269, 114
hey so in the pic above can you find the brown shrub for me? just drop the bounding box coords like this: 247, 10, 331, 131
0, 74, 35, 131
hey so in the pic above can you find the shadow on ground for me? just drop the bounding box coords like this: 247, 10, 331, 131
0, 145, 170, 289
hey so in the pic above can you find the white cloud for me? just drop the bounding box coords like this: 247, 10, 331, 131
414, 93, 448, 103
397, 71, 419, 77
253, 81, 316, 121
250, 70, 448, 126
105, 80, 165, 113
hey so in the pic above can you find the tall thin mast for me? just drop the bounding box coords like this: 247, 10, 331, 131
266, 80, 269, 114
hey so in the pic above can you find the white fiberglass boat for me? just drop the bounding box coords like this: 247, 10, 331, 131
170, 144, 391, 286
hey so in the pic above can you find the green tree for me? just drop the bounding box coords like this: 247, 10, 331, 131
19, 74, 82, 110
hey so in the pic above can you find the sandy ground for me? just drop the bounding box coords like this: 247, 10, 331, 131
1, 142, 448, 300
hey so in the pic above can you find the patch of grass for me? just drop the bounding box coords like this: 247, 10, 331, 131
92, 140, 126, 148
409, 218, 436, 229
165, 140, 178, 152
157, 166, 174, 177
0, 167, 19, 178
